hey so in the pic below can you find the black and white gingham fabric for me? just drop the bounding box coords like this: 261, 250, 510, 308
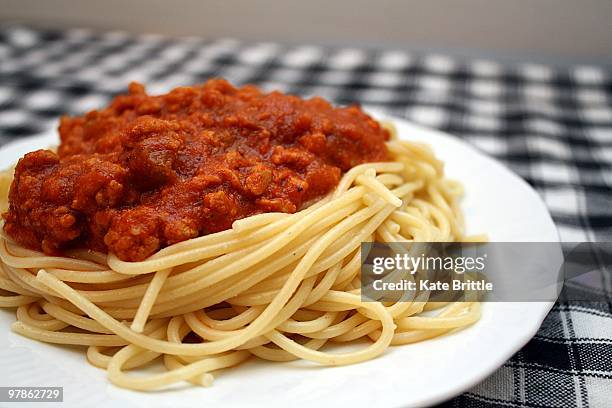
0, 24, 610, 407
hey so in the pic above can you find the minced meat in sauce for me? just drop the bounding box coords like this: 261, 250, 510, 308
3, 79, 389, 261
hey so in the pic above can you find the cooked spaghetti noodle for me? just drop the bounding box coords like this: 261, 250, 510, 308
0, 123, 484, 391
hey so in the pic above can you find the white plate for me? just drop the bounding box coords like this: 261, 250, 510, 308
0, 115, 561, 408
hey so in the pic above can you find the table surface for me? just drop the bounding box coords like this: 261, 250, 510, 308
0, 24, 610, 407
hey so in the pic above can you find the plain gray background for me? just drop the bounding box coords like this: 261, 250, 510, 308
1, 0, 611, 65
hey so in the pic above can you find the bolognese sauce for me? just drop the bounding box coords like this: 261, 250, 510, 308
3, 79, 389, 261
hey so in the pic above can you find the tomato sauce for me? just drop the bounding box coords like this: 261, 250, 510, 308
3, 79, 389, 261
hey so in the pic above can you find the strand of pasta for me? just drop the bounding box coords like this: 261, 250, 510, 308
130, 268, 172, 332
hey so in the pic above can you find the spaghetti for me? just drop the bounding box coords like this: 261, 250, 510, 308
0, 122, 483, 391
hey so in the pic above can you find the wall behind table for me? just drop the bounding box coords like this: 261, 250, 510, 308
1, 0, 611, 61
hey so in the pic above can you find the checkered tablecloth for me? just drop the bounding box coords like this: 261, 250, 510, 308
0, 24, 610, 407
